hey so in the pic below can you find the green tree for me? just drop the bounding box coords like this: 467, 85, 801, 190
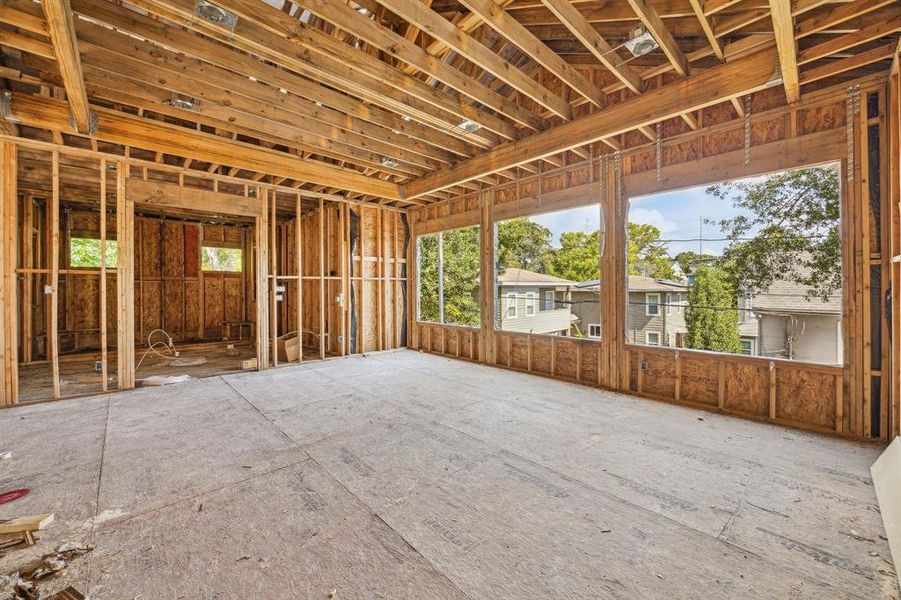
685, 265, 741, 353
441, 226, 480, 326
496, 218, 552, 272
673, 250, 716, 276
547, 230, 599, 282
417, 233, 440, 322
416, 227, 481, 326
628, 222, 675, 279
706, 166, 840, 300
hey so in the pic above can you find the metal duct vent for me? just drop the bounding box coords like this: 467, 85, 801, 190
193, 0, 238, 30
381, 157, 399, 169
624, 27, 658, 57
164, 98, 196, 110
458, 119, 480, 133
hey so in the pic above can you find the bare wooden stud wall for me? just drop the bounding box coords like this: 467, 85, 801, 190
0, 142, 18, 406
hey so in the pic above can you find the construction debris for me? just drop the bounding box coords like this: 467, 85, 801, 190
0, 542, 93, 599
0, 515, 54, 548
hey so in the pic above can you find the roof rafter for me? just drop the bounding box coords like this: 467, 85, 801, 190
41, 0, 92, 133
539, 0, 643, 94
456, 0, 605, 107
626, 0, 689, 76
374, 0, 574, 119
769, 0, 800, 103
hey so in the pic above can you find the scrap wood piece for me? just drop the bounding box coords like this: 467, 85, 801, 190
0, 515, 53, 549
45, 587, 85, 600
0, 515, 53, 536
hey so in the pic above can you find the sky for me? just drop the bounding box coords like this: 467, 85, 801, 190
530, 178, 761, 257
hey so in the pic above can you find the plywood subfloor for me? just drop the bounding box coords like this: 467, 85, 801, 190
0, 350, 897, 598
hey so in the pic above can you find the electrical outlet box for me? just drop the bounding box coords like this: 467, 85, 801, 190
44, 284, 54, 295
275, 284, 286, 293
275, 294, 284, 301
338, 335, 344, 343
94, 360, 103, 372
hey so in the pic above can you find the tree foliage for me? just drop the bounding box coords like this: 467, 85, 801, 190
685, 265, 741, 354
547, 230, 600, 282
70, 238, 118, 268
496, 218, 552, 273
706, 166, 840, 300
628, 222, 675, 279
673, 251, 716, 276
416, 227, 481, 326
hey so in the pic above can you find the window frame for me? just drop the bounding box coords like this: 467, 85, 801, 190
504, 291, 517, 319
646, 293, 661, 316
525, 292, 536, 317
740, 338, 756, 356
588, 324, 601, 338
544, 290, 555, 311
646, 331, 661, 346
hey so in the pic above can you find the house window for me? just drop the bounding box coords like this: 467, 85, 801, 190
544, 290, 555, 311
70, 237, 118, 268
740, 338, 756, 355
505, 292, 517, 318
588, 324, 601, 338
646, 293, 660, 316
677, 293, 685, 314
665, 292, 672, 315
202, 245, 243, 272
646, 331, 661, 346
525, 292, 536, 316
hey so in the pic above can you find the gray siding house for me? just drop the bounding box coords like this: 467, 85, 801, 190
749, 279, 842, 365
495, 268, 575, 335
571, 276, 689, 346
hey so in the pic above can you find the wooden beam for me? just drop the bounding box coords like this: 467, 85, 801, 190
50, 152, 60, 399
5, 93, 404, 201
456, 0, 605, 107
116, 161, 134, 389
270, 0, 548, 130
41, 0, 93, 134
626, 0, 689, 76
0, 142, 17, 406
125, 0, 511, 144
688, 0, 723, 61
798, 11, 901, 66
374, 0, 574, 119
539, 0, 643, 94
769, 0, 800, 103
405, 46, 780, 197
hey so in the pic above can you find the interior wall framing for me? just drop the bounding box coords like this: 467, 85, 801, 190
409, 74, 899, 442
0, 137, 409, 406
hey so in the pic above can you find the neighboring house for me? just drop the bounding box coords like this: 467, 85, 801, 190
749, 279, 842, 365
571, 276, 689, 347
496, 267, 575, 335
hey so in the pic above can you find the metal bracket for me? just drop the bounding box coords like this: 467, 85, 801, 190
68, 109, 99, 136
0, 91, 21, 124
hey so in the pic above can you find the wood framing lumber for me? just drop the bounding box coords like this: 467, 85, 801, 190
539, 0, 643, 94
0, 514, 54, 535
251, 0, 548, 131
3, 93, 404, 201
688, 0, 724, 60
455, 0, 605, 107
41, 0, 92, 134
0, 141, 16, 406
130, 0, 514, 143
769, 0, 800, 103
127, 179, 264, 218
626, 0, 689, 76
374, 0, 574, 119
405, 46, 781, 197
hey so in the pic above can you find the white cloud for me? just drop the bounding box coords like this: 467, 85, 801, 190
629, 208, 677, 234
